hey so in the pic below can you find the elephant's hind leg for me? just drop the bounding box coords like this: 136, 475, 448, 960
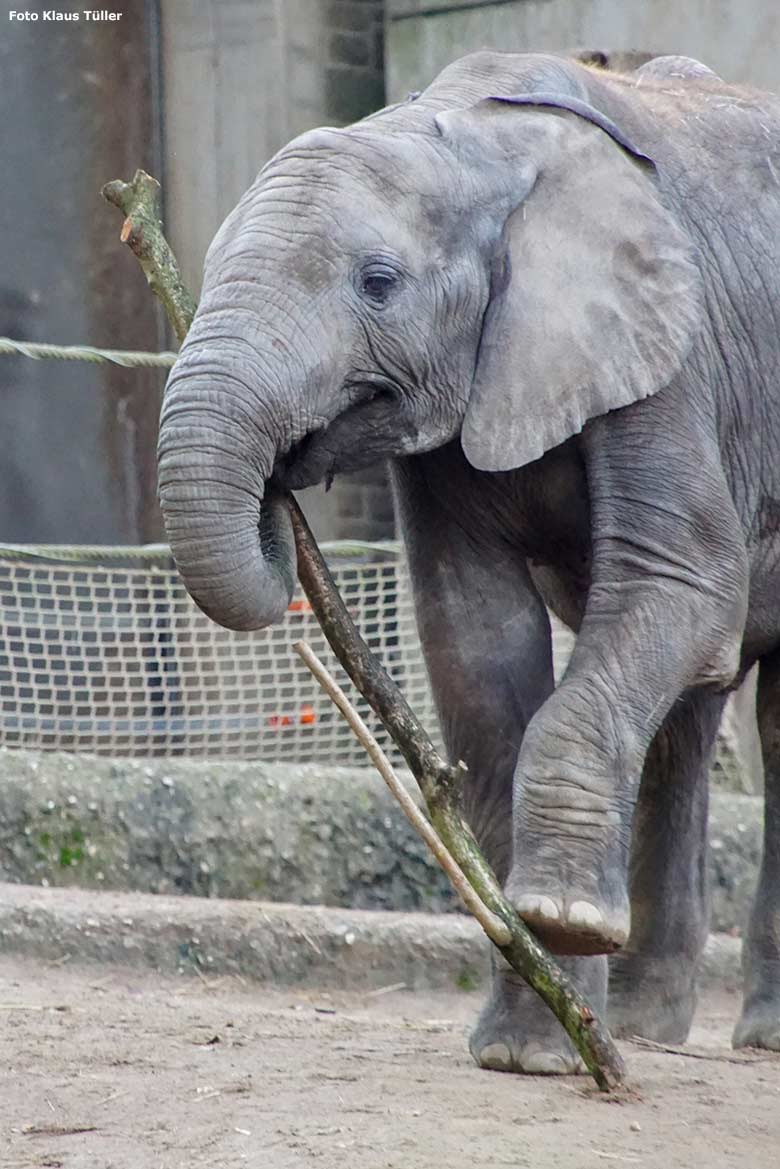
608, 689, 724, 1042
734, 651, 780, 1050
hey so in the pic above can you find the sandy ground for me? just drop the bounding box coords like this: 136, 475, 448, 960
1, 957, 778, 1169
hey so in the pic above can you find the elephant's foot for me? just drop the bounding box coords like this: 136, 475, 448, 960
507, 743, 632, 956
733, 999, 780, 1051
469, 953, 608, 1075
505, 862, 630, 956
607, 952, 697, 1043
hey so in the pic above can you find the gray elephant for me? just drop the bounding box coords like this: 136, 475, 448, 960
158, 51, 780, 1073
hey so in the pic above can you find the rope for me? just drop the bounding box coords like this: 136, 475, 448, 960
0, 540, 402, 567
0, 337, 177, 369
0, 337, 402, 568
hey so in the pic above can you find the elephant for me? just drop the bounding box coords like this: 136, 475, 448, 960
158, 50, 780, 1073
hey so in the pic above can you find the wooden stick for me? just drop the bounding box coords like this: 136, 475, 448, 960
294, 640, 511, 946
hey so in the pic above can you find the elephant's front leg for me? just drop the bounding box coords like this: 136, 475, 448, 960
393, 452, 605, 1075
392, 451, 608, 1070
507, 399, 748, 956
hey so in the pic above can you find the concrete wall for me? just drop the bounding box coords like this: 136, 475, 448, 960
0, 2, 165, 544
387, 0, 780, 100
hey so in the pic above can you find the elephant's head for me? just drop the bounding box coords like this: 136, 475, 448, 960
158, 53, 702, 631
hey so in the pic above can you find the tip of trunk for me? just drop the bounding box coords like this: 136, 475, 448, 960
161, 471, 297, 633
157, 356, 298, 633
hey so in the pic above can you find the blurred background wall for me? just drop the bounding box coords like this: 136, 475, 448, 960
0, 0, 387, 546
0, 2, 165, 544
161, 0, 387, 543
3, 0, 779, 547
386, 0, 780, 99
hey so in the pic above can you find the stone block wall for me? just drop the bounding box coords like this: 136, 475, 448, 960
331, 465, 397, 541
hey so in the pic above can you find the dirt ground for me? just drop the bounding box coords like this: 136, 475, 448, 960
1, 956, 778, 1169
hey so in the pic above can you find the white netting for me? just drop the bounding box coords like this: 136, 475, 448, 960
0, 545, 442, 764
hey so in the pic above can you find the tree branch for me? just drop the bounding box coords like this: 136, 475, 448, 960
103, 171, 626, 1091
102, 170, 197, 346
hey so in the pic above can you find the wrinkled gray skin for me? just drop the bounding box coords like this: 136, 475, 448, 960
158, 51, 780, 1072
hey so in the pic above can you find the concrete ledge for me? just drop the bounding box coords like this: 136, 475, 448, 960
0, 751, 763, 935
0, 882, 487, 992
0, 882, 742, 993
0, 751, 450, 912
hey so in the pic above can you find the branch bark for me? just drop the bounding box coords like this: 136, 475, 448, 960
103, 172, 626, 1091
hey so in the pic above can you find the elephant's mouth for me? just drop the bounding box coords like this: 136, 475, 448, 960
270, 383, 403, 492
271, 427, 335, 492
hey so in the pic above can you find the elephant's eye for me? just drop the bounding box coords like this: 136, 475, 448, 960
359, 266, 399, 305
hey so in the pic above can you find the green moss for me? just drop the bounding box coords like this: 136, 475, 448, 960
58, 840, 85, 868
455, 968, 481, 992
32, 820, 104, 878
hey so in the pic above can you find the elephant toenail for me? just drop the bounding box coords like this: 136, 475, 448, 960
522, 1051, 570, 1075
516, 895, 560, 921
568, 901, 604, 928
476, 1043, 512, 1071
534, 895, 561, 920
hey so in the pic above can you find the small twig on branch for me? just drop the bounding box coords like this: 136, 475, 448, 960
294, 640, 511, 947
104, 171, 626, 1092
101, 170, 196, 346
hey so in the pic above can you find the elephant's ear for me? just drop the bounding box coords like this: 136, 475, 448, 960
438, 94, 704, 472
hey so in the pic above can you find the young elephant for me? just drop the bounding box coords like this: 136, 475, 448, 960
158, 51, 780, 1072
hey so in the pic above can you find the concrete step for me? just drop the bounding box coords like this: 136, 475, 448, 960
0, 880, 742, 993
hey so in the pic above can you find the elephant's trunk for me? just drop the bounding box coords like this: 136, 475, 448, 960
157, 333, 297, 632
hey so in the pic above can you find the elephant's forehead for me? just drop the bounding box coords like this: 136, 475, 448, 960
260, 125, 446, 206
206, 128, 457, 277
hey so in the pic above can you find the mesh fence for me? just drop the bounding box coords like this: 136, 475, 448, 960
0, 544, 443, 765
